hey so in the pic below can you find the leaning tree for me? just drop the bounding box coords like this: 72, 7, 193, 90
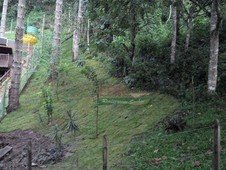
7, 0, 25, 112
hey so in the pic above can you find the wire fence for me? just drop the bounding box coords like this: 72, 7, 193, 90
0, 42, 42, 119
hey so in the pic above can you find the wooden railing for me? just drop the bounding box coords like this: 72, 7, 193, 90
0, 70, 10, 86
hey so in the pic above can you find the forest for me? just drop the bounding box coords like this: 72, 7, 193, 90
0, 0, 225, 169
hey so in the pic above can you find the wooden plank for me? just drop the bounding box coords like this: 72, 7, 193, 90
103, 134, 109, 170
0, 145, 12, 159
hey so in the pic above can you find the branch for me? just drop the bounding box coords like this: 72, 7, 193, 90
166, 5, 172, 24
189, 0, 211, 17
61, 34, 73, 44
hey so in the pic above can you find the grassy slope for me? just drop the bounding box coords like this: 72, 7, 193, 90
0, 39, 179, 169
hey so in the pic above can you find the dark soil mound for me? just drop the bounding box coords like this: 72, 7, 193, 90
0, 129, 64, 170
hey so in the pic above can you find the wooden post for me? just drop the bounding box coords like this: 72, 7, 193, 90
27, 141, 32, 170
10, 19, 13, 33
96, 92, 99, 138
213, 119, 220, 170
103, 134, 109, 170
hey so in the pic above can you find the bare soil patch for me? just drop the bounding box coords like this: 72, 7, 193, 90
99, 84, 128, 96
0, 129, 65, 170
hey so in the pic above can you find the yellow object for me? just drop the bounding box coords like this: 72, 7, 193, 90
23, 34, 38, 45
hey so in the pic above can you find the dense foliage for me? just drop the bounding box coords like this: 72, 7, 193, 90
87, 0, 226, 100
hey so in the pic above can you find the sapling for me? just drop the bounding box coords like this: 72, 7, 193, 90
81, 66, 100, 138
41, 85, 53, 125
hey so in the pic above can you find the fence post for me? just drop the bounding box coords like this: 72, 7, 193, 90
213, 119, 220, 170
103, 134, 109, 170
27, 141, 32, 170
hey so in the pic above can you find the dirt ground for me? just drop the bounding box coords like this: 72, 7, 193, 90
0, 129, 65, 170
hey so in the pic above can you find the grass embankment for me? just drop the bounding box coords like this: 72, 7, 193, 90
0, 39, 179, 169
126, 98, 226, 169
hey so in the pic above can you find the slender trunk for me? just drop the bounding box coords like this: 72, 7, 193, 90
7, 0, 25, 112
87, 19, 90, 50
49, 0, 63, 80
208, 0, 221, 93
170, 0, 177, 64
0, 0, 9, 37
10, 19, 13, 33
185, 18, 192, 52
129, 2, 137, 65
68, 7, 72, 32
41, 14, 45, 56
72, 0, 84, 62
184, 3, 195, 52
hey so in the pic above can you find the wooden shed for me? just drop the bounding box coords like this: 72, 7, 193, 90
0, 45, 13, 68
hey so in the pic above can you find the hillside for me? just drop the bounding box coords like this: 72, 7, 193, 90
0, 36, 225, 169
0, 1, 226, 169
0, 39, 180, 169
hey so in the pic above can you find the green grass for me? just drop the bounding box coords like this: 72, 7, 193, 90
5, 32, 15, 40
0, 39, 180, 169
1, 36, 226, 169
0, 35, 225, 169
124, 99, 226, 169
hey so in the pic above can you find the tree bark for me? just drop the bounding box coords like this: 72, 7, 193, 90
49, 0, 63, 81
170, 0, 177, 64
0, 0, 9, 37
87, 19, 90, 50
208, 0, 221, 93
7, 0, 25, 112
72, 0, 84, 62
129, 2, 137, 65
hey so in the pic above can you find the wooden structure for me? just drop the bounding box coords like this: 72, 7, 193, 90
0, 45, 13, 68
0, 45, 13, 83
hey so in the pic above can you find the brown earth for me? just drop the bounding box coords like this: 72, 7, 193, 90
0, 129, 66, 170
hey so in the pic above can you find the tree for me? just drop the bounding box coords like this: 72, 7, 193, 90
72, 0, 84, 62
0, 0, 9, 37
88, 0, 149, 64
170, 0, 177, 64
182, 1, 196, 52
48, 0, 64, 80
207, 0, 221, 93
7, 0, 25, 112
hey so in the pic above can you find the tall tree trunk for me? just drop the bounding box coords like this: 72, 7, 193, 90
184, 3, 195, 52
72, 0, 84, 62
0, 0, 9, 37
170, 0, 177, 64
49, 0, 63, 80
208, 0, 221, 93
128, 1, 137, 65
7, 0, 25, 112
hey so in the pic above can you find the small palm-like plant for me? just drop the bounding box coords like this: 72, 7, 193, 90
64, 110, 79, 135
